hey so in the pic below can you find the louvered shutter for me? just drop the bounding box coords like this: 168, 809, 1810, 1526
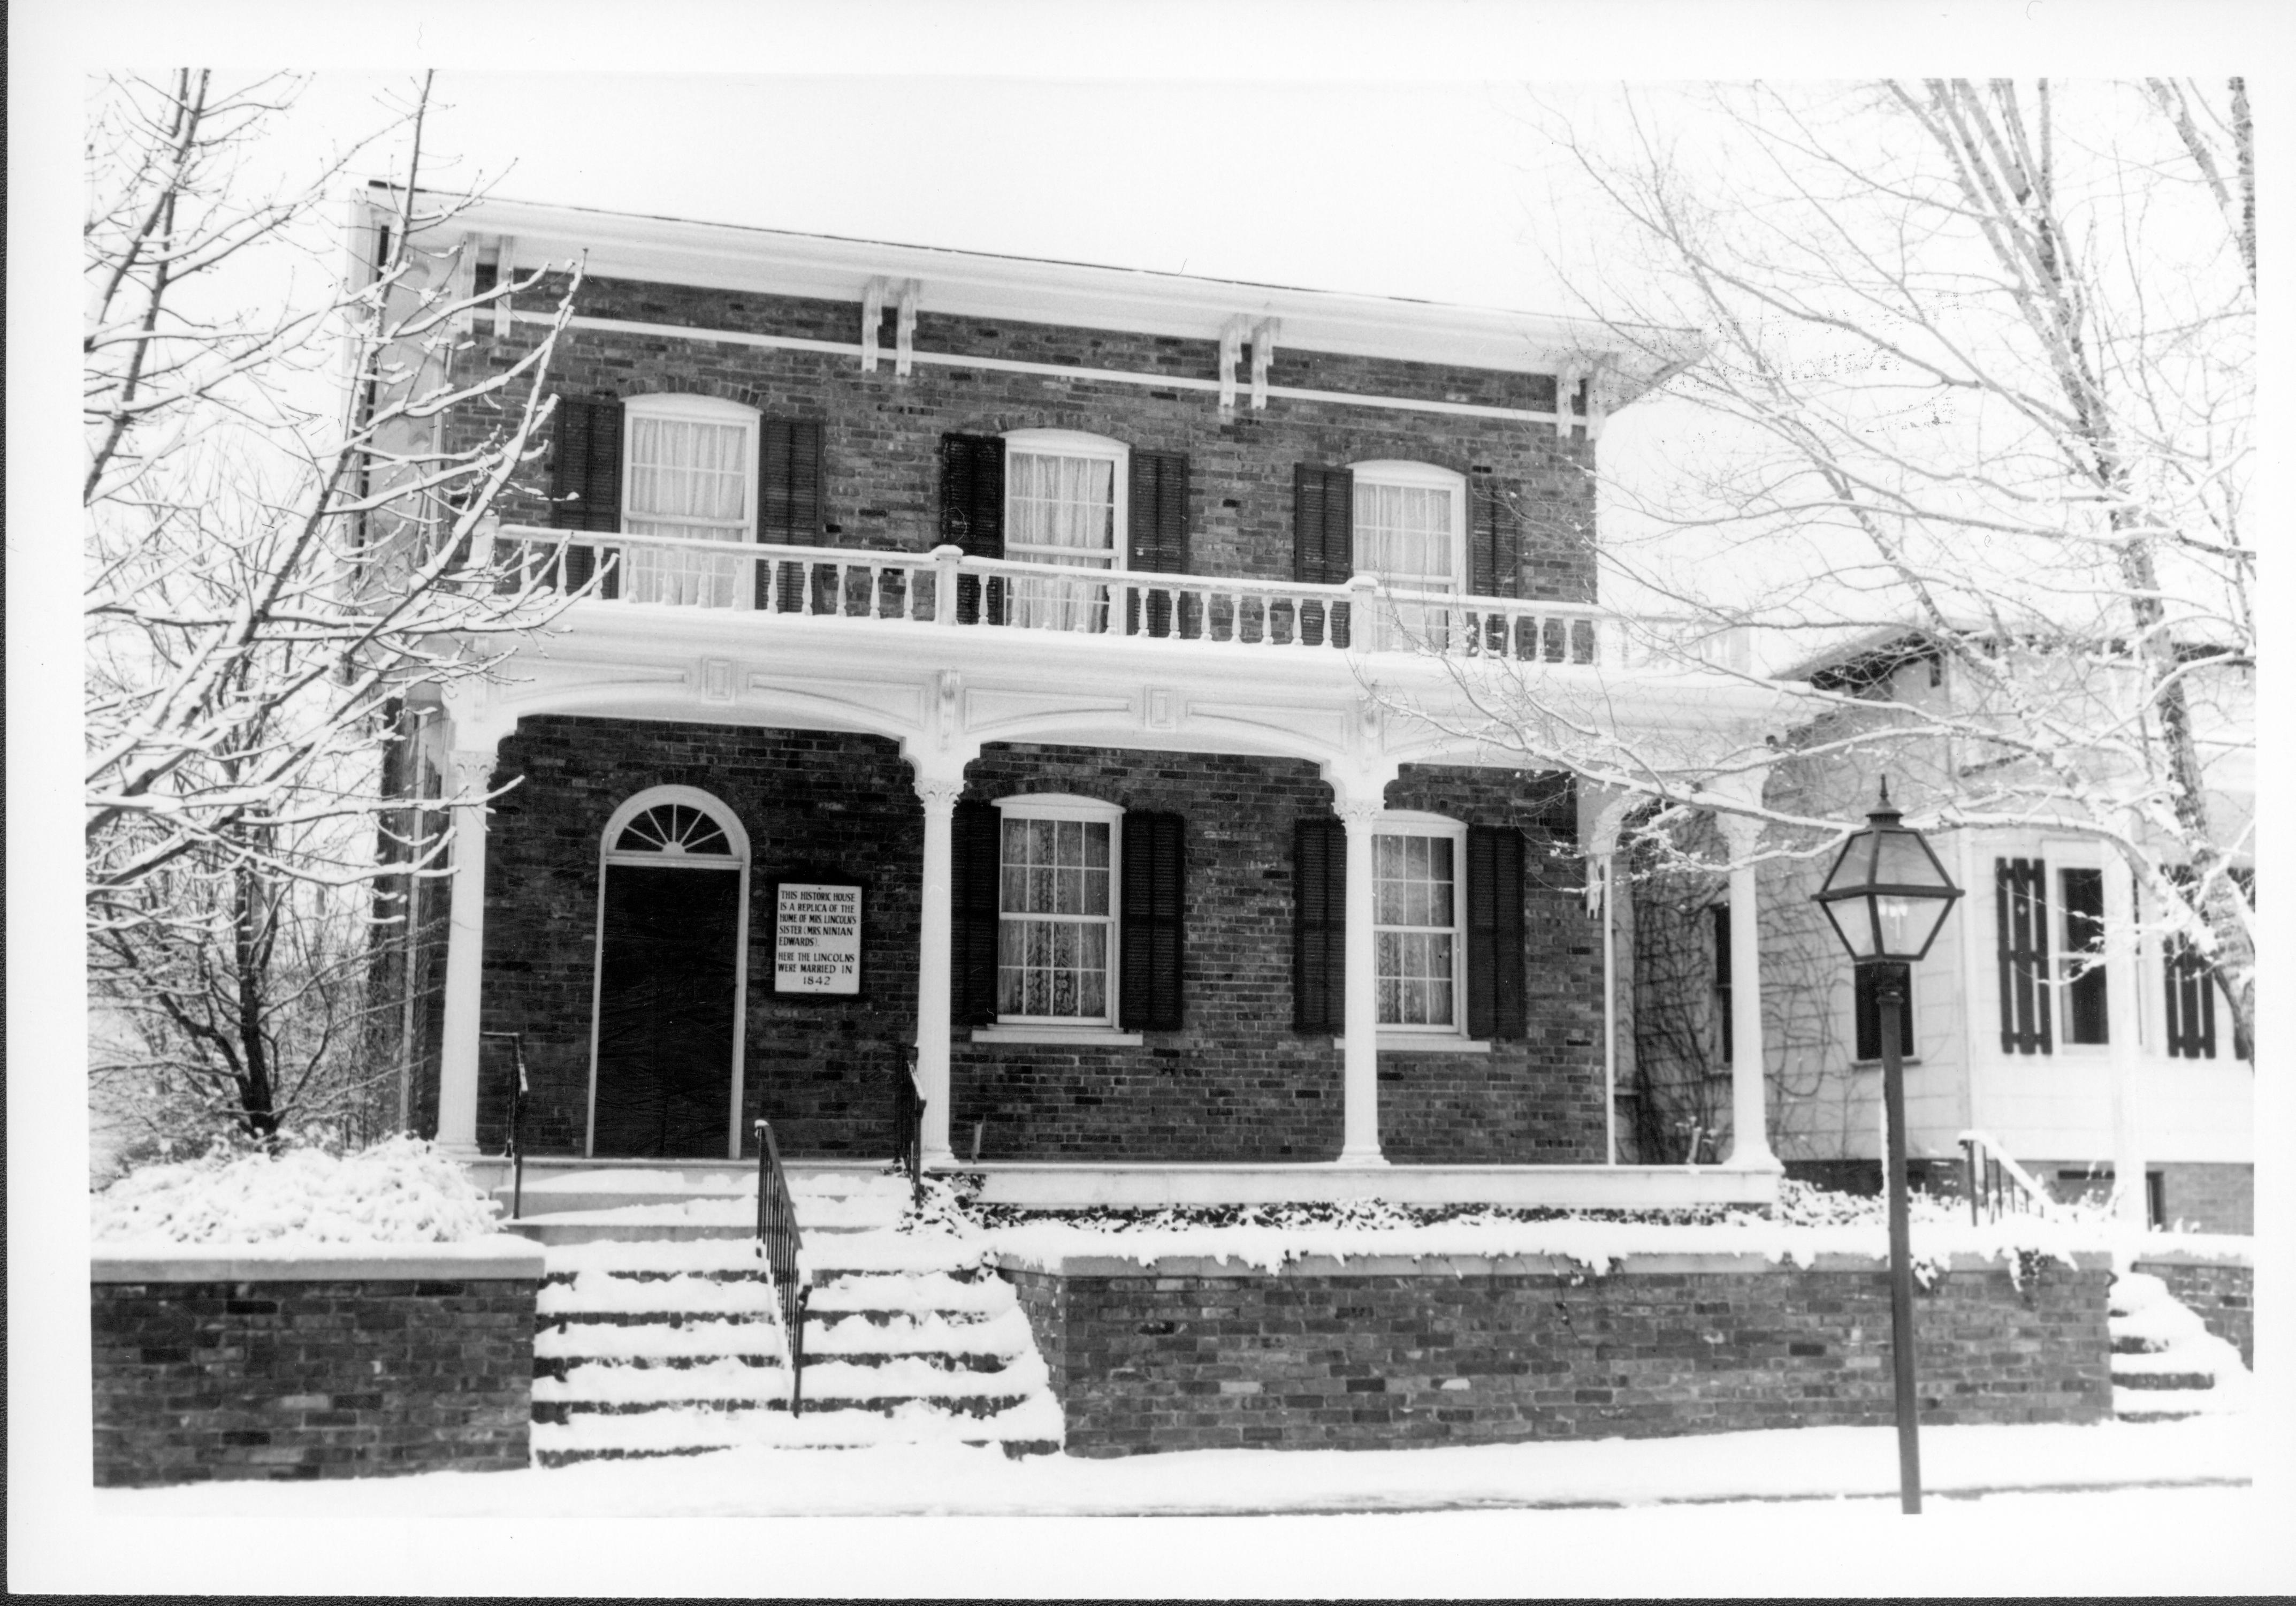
1126, 451, 1190, 637
952, 801, 1003, 1025
2162, 937, 2217, 1059
1712, 903, 1734, 1064
1119, 811, 1185, 1030
1293, 818, 1347, 1031
1292, 465, 1354, 648
549, 396, 623, 595
1466, 826, 1526, 1040
1469, 483, 1522, 598
757, 418, 824, 610
1995, 857, 2052, 1054
939, 433, 1006, 625
1853, 966, 1917, 1061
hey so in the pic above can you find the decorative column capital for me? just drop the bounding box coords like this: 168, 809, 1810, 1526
912, 775, 967, 813
448, 748, 499, 796
1336, 800, 1384, 833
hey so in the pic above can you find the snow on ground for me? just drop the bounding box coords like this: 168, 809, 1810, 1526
91, 1414, 2253, 1520
90, 1135, 499, 1245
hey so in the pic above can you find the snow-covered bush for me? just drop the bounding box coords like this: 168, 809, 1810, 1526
92, 1133, 500, 1246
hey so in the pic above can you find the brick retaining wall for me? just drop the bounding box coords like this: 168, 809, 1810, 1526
1004, 1251, 2112, 1457
2133, 1253, 2253, 1369
91, 1241, 543, 1487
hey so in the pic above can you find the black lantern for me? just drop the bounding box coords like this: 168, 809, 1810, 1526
1812, 780, 1963, 963
1810, 778, 1961, 1517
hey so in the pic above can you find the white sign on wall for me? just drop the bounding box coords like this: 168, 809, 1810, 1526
774, 882, 863, 995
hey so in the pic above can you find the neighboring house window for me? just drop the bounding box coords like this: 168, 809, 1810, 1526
993, 794, 1123, 1023
1004, 429, 1127, 630
2057, 865, 2109, 1045
622, 395, 758, 608
2163, 932, 2217, 1059
1374, 815, 1468, 1030
1353, 460, 1466, 648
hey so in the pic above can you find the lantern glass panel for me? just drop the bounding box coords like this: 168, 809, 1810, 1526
1872, 832, 1943, 891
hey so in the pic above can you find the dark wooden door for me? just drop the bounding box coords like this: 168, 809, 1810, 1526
591, 864, 742, 1157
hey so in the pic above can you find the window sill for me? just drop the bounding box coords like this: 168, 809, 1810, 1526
973, 1026, 1145, 1047
1850, 1057, 1925, 1069
1334, 1034, 1493, 1055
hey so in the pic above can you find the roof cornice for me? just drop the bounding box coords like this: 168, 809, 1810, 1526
376, 185, 1698, 391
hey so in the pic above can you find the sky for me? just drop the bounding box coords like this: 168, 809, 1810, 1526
12, 0, 2295, 1589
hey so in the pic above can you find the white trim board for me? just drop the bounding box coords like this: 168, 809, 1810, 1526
512, 310, 1579, 428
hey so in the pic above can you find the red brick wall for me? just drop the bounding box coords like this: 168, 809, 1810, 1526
2156, 1163, 2254, 1235
1006, 1254, 2113, 1457
462, 721, 1599, 1163
92, 1278, 535, 1486
455, 275, 1600, 604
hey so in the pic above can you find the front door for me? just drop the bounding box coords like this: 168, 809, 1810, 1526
589, 795, 747, 1157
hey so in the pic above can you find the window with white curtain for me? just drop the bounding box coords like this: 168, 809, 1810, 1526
622, 395, 758, 607
1004, 429, 1127, 631
1354, 460, 1464, 649
995, 795, 1123, 1022
1374, 815, 1467, 1030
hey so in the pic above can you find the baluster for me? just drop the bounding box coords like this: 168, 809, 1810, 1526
800, 560, 818, 616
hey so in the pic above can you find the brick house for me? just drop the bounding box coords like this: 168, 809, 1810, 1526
371, 186, 1798, 1213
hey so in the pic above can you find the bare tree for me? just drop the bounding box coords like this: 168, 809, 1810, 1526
1436, 80, 2254, 1059
84, 70, 581, 1138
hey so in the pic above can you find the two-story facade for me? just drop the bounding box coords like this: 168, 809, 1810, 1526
372, 187, 1796, 1210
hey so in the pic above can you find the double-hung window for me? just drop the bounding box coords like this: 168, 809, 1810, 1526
622, 395, 758, 608
1373, 814, 1468, 1030
2056, 865, 2110, 1046
1005, 429, 1126, 632
994, 795, 1122, 1023
1354, 461, 1465, 650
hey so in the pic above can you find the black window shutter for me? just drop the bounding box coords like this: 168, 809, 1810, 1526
1470, 483, 1522, 599
1293, 818, 1346, 1031
757, 418, 824, 610
1466, 826, 1526, 1040
952, 801, 1003, 1026
1712, 903, 1734, 1064
2162, 936, 2217, 1060
1125, 451, 1189, 638
939, 433, 1005, 624
1996, 858, 2052, 1054
549, 395, 623, 593
1853, 966, 1917, 1061
1119, 811, 1185, 1031
1292, 464, 1354, 583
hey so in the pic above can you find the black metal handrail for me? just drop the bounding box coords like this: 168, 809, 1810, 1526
480, 1030, 530, 1221
752, 1118, 810, 1416
893, 1044, 926, 1212
1959, 1131, 2055, 1225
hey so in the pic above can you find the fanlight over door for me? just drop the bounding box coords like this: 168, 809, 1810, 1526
588, 789, 750, 1159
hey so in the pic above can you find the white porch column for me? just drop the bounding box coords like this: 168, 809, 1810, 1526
912, 771, 965, 1168
1336, 796, 1386, 1166
2104, 854, 2147, 1226
435, 741, 503, 1158
1715, 810, 1781, 1171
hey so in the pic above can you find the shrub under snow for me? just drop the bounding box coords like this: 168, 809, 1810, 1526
92, 1134, 501, 1246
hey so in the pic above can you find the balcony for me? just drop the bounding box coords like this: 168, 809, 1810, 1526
484, 522, 1622, 666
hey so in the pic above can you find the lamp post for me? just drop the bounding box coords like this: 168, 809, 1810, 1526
1811, 780, 1962, 1516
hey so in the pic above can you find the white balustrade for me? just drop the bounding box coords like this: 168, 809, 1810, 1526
491, 523, 1611, 664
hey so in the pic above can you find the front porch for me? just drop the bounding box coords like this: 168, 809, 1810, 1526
412, 558, 1796, 1211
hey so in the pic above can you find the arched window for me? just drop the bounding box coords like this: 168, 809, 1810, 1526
1353, 460, 1467, 648
1004, 428, 1128, 630
589, 787, 751, 1158
621, 394, 760, 608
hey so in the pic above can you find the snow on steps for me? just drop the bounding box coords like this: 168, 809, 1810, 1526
2108, 1270, 2252, 1421
503, 1167, 910, 1244
530, 1230, 1062, 1466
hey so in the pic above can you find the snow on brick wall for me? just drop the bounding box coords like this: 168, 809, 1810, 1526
2133, 1258, 2252, 1370
1010, 1257, 2112, 1457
